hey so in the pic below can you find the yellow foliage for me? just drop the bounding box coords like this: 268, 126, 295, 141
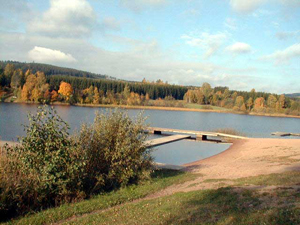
58, 82, 73, 101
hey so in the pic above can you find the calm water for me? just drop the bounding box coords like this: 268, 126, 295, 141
1, 103, 299, 165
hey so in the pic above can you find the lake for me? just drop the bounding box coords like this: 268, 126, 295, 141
0, 103, 299, 165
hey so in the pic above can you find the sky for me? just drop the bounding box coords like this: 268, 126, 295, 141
0, 0, 299, 94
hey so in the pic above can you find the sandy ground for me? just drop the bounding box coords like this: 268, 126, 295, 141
148, 138, 300, 197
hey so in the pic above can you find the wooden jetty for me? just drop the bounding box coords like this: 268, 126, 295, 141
272, 132, 300, 137
143, 127, 248, 148
146, 127, 247, 141
144, 134, 191, 147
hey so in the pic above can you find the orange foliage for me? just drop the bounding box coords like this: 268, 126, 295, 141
51, 90, 59, 102
58, 82, 73, 100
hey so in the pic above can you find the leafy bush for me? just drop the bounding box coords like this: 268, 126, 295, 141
0, 107, 152, 221
0, 106, 84, 219
76, 110, 153, 194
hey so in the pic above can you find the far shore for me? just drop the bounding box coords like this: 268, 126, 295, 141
3, 100, 300, 119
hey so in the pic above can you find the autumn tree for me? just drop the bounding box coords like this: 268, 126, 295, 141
196, 89, 204, 104
201, 82, 212, 104
4, 63, 14, 85
21, 84, 30, 101
267, 95, 277, 108
10, 69, 22, 89
58, 81, 73, 101
235, 96, 245, 108
93, 87, 100, 104
246, 97, 253, 110
279, 94, 286, 109
121, 84, 130, 104
240, 103, 247, 112
21, 74, 36, 101
254, 97, 265, 109
51, 90, 59, 102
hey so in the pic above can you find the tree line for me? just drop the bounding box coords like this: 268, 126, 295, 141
0, 61, 112, 79
0, 63, 188, 105
0, 63, 299, 115
184, 83, 300, 115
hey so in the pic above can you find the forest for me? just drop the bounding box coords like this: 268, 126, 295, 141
0, 61, 113, 79
0, 62, 299, 116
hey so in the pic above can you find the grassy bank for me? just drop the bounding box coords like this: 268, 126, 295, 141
2, 170, 197, 225
4, 171, 300, 225
70, 187, 299, 225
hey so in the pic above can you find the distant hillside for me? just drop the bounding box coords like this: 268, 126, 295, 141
285, 93, 300, 98
0, 61, 116, 80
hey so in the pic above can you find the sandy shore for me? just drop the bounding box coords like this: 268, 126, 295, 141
185, 138, 300, 176
149, 138, 300, 197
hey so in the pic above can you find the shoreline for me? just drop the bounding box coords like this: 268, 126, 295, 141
145, 137, 300, 195
3, 101, 300, 119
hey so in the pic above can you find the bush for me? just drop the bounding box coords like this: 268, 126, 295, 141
76, 110, 153, 194
0, 106, 84, 219
0, 107, 152, 221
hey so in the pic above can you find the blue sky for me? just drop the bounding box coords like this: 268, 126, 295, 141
0, 0, 299, 93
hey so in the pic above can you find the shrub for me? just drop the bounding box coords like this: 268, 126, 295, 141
76, 110, 153, 194
0, 106, 84, 220
0, 107, 153, 221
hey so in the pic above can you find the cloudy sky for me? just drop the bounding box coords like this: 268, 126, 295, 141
0, 0, 299, 93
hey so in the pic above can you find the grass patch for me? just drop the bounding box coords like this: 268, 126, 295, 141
234, 171, 300, 186
66, 187, 300, 225
3, 169, 197, 225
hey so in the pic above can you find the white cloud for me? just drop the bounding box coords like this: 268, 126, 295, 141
28, 0, 97, 37
280, 0, 300, 7
276, 30, 300, 40
181, 32, 227, 58
28, 46, 77, 63
230, 0, 267, 13
230, 0, 300, 14
1, 32, 299, 93
260, 43, 300, 64
120, 0, 168, 12
226, 42, 252, 54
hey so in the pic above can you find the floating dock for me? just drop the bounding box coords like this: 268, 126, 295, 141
271, 132, 300, 137
144, 127, 248, 148
146, 127, 247, 141
144, 134, 191, 147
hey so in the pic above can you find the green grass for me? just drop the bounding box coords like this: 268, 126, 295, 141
66, 187, 300, 225
2, 169, 197, 225
234, 171, 300, 186
202, 171, 300, 187
4, 171, 300, 225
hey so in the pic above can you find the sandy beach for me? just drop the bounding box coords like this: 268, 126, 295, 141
148, 138, 300, 197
